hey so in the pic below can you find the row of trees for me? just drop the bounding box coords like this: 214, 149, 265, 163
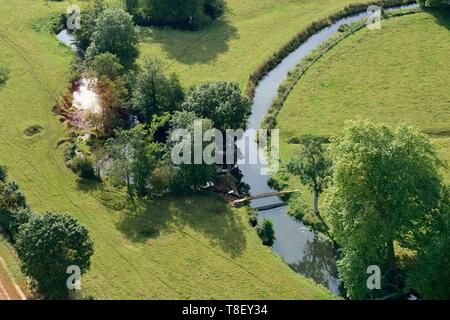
286, 121, 449, 299
125, 0, 226, 29
0, 166, 94, 299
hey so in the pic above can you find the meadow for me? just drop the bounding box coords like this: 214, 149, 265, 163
0, 0, 382, 299
275, 10, 450, 218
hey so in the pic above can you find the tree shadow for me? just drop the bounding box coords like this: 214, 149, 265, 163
428, 7, 450, 31
139, 18, 239, 65
117, 193, 247, 258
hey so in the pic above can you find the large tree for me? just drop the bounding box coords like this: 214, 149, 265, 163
86, 8, 139, 68
131, 58, 184, 123
105, 125, 162, 197
181, 81, 251, 131
167, 111, 218, 194
286, 135, 331, 216
15, 213, 94, 299
323, 120, 446, 299
407, 186, 450, 299
74, 0, 107, 52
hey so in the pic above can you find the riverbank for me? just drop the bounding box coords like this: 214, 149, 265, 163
270, 6, 450, 235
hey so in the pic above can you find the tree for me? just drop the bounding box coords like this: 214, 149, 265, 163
257, 219, 276, 246
286, 135, 331, 216
90, 53, 124, 80
94, 76, 129, 135
74, 0, 107, 51
0, 167, 28, 233
323, 120, 446, 299
15, 213, 94, 299
105, 125, 162, 197
167, 111, 218, 194
417, 0, 450, 8
181, 81, 251, 131
86, 8, 139, 68
131, 58, 184, 123
407, 186, 450, 299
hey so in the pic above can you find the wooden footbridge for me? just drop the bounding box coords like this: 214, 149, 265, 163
232, 189, 300, 209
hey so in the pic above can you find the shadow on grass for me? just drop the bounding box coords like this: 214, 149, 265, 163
139, 19, 239, 65
117, 193, 247, 257
428, 7, 450, 30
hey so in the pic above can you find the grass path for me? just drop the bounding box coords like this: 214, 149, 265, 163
0, 0, 358, 299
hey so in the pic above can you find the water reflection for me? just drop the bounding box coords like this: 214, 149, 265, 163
289, 234, 340, 294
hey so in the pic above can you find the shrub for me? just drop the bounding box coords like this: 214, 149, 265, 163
73, 157, 97, 180
257, 219, 276, 246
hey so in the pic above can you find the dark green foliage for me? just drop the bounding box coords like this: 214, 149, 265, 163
324, 121, 447, 299
15, 212, 94, 299
417, 0, 450, 8
105, 125, 162, 197
0, 65, 9, 89
86, 8, 139, 68
140, 0, 226, 29
257, 219, 275, 246
74, 0, 107, 52
8, 208, 33, 239
72, 157, 97, 180
167, 111, 218, 194
407, 186, 450, 299
182, 81, 251, 131
0, 165, 7, 182
131, 58, 184, 123
90, 53, 124, 80
286, 135, 331, 215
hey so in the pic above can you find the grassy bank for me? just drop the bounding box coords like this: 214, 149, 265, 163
0, 0, 347, 299
273, 11, 450, 225
138, 0, 405, 91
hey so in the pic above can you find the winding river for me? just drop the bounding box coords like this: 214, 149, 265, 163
57, 3, 417, 296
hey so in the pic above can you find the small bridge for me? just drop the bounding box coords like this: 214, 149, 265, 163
232, 189, 300, 207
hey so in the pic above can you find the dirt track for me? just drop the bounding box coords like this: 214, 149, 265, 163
0, 256, 26, 300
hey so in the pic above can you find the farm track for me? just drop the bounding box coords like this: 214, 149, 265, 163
0, 256, 26, 300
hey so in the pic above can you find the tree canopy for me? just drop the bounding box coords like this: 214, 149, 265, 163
131, 58, 184, 123
323, 120, 447, 299
15, 213, 94, 299
286, 135, 331, 215
181, 81, 251, 131
86, 8, 139, 68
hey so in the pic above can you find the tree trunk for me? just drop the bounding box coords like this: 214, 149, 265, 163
313, 189, 319, 215
387, 239, 399, 288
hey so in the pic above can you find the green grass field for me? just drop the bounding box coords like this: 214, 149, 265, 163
0, 0, 369, 299
138, 0, 373, 89
276, 10, 450, 206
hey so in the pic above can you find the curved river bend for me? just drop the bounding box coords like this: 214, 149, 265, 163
57, 4, 417, 296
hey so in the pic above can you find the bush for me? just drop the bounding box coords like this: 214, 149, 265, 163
257, 219, 276, 246
73, 157, 97, 180
0, 66, 9, 89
